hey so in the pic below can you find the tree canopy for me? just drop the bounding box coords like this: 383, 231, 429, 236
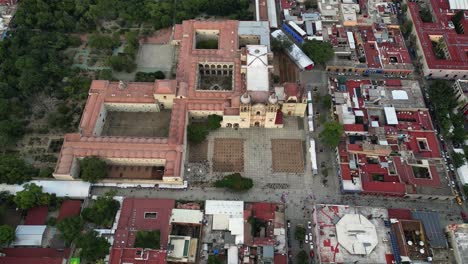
302, 40, 334, 65
452, 152, 466, 169
214, 173, 253, 191
82, 191, 119, 228
57, 216, 84, 245
187, 124, 209, 144
295, 225, 306, 241
0, 225, 15, 246
207, 114, 223, 130
14, 183, 51, 210
135, 71, 165, 82
76, 231, 111, 262
271, 34, 293, 52
79, 156, 107, 183
134, 230, 160, 249
0, 155, 37, 184
208, 255, 223, 264
297, 250, 309, 264
428, 81, 465, 142
319, 121, 344, 148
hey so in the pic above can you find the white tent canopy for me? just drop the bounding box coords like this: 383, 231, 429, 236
13, 225, 46, 246
0, 180, 90, 198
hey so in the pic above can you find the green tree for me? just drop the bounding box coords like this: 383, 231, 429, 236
452, 152, 466, 169
38, 167, 54, 178
107, 55, 136, 73
302, 40, 334, 65
401, 20, 413, 36
0, 120, 26, 148
319, 121, 344, 148
321, 94, 332, 109
214, 173, 254, 191
0, 225, 15, 246
134, 230, 160, 249
187, 125, 208, 144
271, 34, 293, 52
0, 155, 37, 184
207, 255, 223, 264
14, 183, 51, 210
82, 191, 119, 227
135, 71, 165, 82
419, 7, 432, 23
464, 184, 468, 197
295, 225, 306, 241
57, 216, 84, 244
88, 34, 120, 50
207, 114, 223, 130
76, 231, 110, 262
80, 156, 107, 183
297, 250, 309, 264
304, 0, 318, 9
98, 69, 113, 80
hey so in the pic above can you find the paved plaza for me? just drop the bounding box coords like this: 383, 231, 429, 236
184, 117, 318, 189
188, 140, 208, 163
271, 139, 305, 173
212, 138, 244, 172
136, 44, 174, 75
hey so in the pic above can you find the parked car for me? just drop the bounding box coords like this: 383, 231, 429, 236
309, 233, 313, 243
287, 220, 291, 229
305, 234, 309, 244
308, 221, 312, 229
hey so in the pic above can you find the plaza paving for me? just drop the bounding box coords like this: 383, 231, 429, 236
185, 117, 317, 189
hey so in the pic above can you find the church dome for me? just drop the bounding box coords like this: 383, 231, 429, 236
240, 93, 251, 104
268, 93, 278, 104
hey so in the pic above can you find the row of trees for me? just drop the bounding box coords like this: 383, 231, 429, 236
428, 81, 466, 144
56, 192, 118, 262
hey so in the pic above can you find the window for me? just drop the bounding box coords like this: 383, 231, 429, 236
163, 96, 167, 99
256, 111, 261, 115
144, 212, 157, 219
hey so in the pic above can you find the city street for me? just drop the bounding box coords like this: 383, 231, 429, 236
91, 68, 466, 263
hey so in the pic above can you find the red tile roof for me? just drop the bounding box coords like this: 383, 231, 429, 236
0, 248, 70, 264
109, 198, 175, 264
387, 209, 412, 220
109, 248, 167, 264
252, 202, 276, 221
344, 124, 365, 132
361, 181, 406, 195
57, 200, 81, 222
114, 198, 175, 249
24, 206, 48, 225
275, 110, 283, 125
274, 254, 287, 264
407, 0, 468, 71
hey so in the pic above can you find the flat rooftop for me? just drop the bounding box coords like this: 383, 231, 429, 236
407, 0, 468, 71
314, 204, 393, 264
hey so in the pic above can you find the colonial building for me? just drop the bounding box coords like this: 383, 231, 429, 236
53, 20, 307, 184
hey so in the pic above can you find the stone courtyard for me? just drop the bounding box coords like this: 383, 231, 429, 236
185, 117, 312, 189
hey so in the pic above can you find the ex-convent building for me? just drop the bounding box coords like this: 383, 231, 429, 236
53, 20, 307, 184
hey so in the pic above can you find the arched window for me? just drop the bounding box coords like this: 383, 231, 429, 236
256, 111, 261, 115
